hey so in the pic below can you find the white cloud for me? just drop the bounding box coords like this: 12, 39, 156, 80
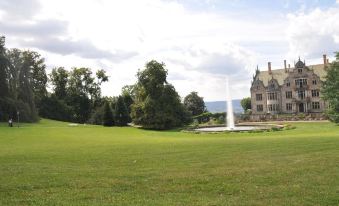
30, 0, 261, 100
2, 0, 337, 101
286, 7, 339, 62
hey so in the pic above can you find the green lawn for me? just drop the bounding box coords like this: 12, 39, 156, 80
0, 119, 338, 205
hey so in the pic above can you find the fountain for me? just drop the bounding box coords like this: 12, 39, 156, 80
226, 77, 235, 130
194, 77, 259, 132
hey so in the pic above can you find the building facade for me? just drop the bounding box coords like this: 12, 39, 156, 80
251, 55, 329, 117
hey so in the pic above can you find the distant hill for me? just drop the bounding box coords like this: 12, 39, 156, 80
205, 100, 243, 114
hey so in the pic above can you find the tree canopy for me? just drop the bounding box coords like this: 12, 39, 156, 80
322, 52, 339, 123
184, 91, 206, 116
0, 35, 195, 129
0, 35, 111, 123
115, 95, 129, 126
103, 101, 114, 127
240, 97, 251, 112
131, 60, 190, 129
0, 37, 43, 122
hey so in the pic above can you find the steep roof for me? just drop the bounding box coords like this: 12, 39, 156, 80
255, 63, 327, 87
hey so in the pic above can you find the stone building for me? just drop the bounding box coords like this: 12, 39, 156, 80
250, 55, 329, 119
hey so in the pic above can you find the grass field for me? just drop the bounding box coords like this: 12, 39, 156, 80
0, 119, 338, 205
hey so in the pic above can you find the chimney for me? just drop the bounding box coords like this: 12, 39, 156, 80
288, 64, 291, 69
268, 62, 272, 74
284, 60, 287, 72
323, 54, 327, 65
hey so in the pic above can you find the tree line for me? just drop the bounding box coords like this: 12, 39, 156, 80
0, 36, 208, 129
0, 36, 46, 122
2, 34, 338, 127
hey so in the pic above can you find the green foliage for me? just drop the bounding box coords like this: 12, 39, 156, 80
0, 36, 9, 98
96, 69, 109, 83
184, 91, 206, 116
0, 38, 41, 122
50, 67, 69, 99
122, 84, 137, 99
17, 51, 38, 121
0, 35, 111, 124
48, 67, 109, 123
88, 104, 105, 125
193, 112, 212, 124
216, 115, 225, 124
25, 51, 48, 110
115, 96, 129, 126
0, 97, 38, 122
121, 86, 135, 122
322, 52, 339, 123
67, 94, 91, 123
240, 97, 251, 112
39, 95, 72, 122
67, 67, 95, 98
192, 112, 227, 126
131, 60, 190, 129
7, 49, 22, 100
102, 101, 114, 127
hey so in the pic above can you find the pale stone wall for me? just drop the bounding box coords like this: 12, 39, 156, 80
251, 80, 267, 114
251, 61, 327, 116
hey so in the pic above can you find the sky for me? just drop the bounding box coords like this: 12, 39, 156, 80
1, 0, 339, 101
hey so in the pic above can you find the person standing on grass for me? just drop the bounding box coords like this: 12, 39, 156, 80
8, 118, 13, 127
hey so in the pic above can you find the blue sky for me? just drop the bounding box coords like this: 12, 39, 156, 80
1, 0, 339, 100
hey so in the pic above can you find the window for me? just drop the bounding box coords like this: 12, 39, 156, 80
298, 90, 306, 99
270, 84, 275, 89
268, 104, 279, 111
312, 79, 317, 85
257, 104, 263, 112
312, 102, 320, 109
286, 82, 290, 87
286, 91, 292, 99
298, 68, 302, 73
256, 94, 262, 101
295, 78, 307, 88
286, 103, 292, 111
267, 92, 277, 100
274, 104, 279, 111
311, 90, 319, 97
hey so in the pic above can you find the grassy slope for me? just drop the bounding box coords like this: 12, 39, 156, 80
0, 119, 338, 206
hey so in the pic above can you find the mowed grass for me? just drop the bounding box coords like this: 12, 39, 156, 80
0, 119, 338, 205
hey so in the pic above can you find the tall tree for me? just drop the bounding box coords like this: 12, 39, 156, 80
67, 67, 94, 97
184, 91, 206, 116
122, 84, 137, 99
0, 36, 9, 98
91, 69, 109, 107
121, 85, 135, 122
24, 51, 48, 109
322, 52, 339, 123
103, 101, 114, 126
50, 67, 69, 99
114, 95, 129, 126
7, 49, 23, 100
0, 36, 11, 121
66, 68, 94, 123
131, 60, 190, 129
1, 41, 45, 122
48, 67, 108, 123
16, 51, 39, 121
